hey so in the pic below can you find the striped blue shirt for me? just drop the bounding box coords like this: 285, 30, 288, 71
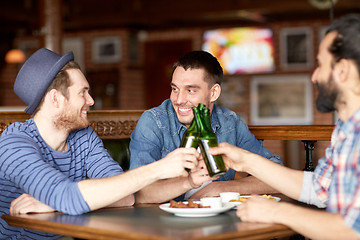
0, 118, 123, 239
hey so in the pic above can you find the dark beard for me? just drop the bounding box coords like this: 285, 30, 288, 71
54, 109, 89, 132
315, 78, 338, 113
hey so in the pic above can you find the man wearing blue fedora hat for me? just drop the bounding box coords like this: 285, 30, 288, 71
0, 48, 201, 239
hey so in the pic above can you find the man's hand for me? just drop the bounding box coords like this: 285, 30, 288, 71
188, 159, 212, 189
236, 195, 279, 223
208, 142, 253, 172
156, 147, 201, 179
10, 193, 55, 215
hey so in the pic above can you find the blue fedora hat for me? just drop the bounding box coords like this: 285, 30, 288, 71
14, 48, 74, 114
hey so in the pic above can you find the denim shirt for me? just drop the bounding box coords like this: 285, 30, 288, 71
130, 99, 282, 199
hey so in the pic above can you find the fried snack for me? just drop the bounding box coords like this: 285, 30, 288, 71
169, 200, 210, 208
229, 195, 276, 203
261, 194, 276, 200
229, 197, 248, 203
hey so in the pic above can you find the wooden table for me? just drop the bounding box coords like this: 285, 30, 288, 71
2, 203, 296, 240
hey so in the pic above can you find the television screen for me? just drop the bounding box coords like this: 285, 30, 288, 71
202, 27, 275, 74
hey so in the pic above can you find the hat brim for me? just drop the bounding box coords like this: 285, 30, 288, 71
24, 51, 74, 114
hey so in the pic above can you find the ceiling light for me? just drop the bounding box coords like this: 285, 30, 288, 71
5, 49, 26, 64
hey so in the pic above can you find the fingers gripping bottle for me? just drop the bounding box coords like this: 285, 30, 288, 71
197, 104, 226, 177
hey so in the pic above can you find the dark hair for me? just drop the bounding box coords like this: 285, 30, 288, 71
326, 14, 360, 73
172, 51, 223, 86
33, 61, 80, 115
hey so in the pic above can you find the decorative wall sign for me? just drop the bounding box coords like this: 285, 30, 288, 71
280, 27, 313, 70
92, 36, 121, 63
251, 74, 313, 125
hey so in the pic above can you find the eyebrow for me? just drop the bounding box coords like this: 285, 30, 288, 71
170, 83, 201, 89
78, 85, 90, 93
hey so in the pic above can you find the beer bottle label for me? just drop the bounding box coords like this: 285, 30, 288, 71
200, 139, 226, 177
182, 136, 198, 148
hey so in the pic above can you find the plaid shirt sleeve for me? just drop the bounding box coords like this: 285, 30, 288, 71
313, 114, 360, 235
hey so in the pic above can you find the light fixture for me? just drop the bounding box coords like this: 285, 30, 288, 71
5, 49, 26, 64
308, 0, 338, 10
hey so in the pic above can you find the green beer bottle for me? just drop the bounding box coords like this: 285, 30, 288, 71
180, 107, 199, 149
180, 107, 200, 172
197, 104, 226, 177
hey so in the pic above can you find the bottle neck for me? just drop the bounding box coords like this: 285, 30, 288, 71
202, 109, 213, 133
197, 107, 213, 137
187, 108, 199, 132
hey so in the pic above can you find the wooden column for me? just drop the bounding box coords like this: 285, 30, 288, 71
41, 0, 62, 53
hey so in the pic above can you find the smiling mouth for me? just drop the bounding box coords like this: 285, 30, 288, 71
81, 109, 88, 116
178, 107, 193, 115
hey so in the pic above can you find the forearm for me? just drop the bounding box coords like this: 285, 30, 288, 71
107, 194, 135, 208
246, 154, 304, 199
276, 203, 357, 240
135, 177, 192, 203
229, 176, 278, 195
78, 162, 164, 210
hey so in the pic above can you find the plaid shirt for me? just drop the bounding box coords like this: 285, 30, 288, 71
313, 109, 360, 233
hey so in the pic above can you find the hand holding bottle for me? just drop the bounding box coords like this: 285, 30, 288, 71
157, 147, 201, 178
207, 142, 253, 173
187, 159, 211, 188
179, 104, 226, 177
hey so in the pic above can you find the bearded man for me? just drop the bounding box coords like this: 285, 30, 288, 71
0, 48, 200, 239
209, 14, 360, 239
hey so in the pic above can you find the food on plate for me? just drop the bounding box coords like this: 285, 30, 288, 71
261, 194, 276, 200
229, 197, 248, 203
229, 194, 276, 202
169, 200, 210, 208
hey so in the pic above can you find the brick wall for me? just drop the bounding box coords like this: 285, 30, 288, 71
0, 19, 334, 168
0, 64, 23, 106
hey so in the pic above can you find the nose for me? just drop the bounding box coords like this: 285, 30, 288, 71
311, 67, 319, 84
86, 93, 95, 106
174, 90, 187, 105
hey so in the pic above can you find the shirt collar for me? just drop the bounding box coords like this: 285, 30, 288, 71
211, 104, 221, 133
336, 108, 360, 138
172, 107, 187, 135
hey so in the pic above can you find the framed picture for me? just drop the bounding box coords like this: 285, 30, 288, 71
250, 75, 313, 125
280, 27, 313, 70
62, 37, 85, 71
92, 36, 121, 63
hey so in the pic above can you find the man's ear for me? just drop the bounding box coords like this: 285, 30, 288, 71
47, 89, 62, 108
210, 83, 221, 102
335, 58, 350, 83
337, 58, 360, 95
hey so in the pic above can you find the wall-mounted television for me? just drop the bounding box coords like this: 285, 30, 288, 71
202, 27, 275, 74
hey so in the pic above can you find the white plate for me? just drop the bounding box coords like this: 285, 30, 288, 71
227, 195, 281, 207
159, 201, 234, 217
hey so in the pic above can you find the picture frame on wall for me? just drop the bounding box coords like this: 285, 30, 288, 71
280, 27, 313, 70
92, 36, 121, 63
250, 74, 313, 125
